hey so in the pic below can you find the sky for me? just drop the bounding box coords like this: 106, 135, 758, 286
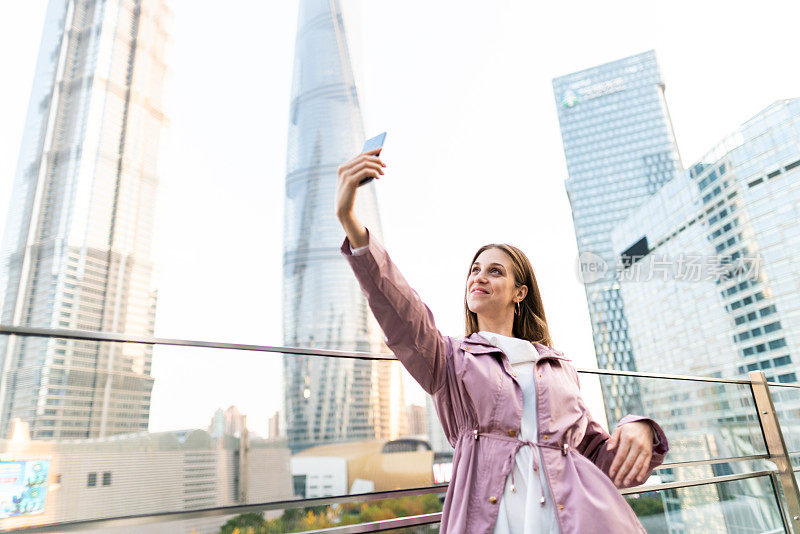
0, 1, 798, 437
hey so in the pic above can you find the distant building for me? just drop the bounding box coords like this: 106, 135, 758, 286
0, 421, 293, 532
282, 0, 405, 452
425, 395, 452, 454
221, 406, 245, 438
552, 51, 683, 425
407, 404, 426, 436
291, 438, 433, 498
0, 0, 171, 439
268, 411, 281, 440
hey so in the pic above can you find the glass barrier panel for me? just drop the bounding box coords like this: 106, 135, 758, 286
0, 334, 776, 532
0, 338, 445, 532
578, 372, 767, 464
627, 475, 783, 534
769, 383, 800, 454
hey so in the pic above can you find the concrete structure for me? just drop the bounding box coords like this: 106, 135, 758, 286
291, 438, 433, 498
282, 0, 405, 452
0, 422, 293, 532
552, 51, 683, 425
611, 99, 800, 533
0, 0, 171, 439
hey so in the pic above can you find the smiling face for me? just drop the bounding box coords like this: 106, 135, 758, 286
466, 247, 527, 321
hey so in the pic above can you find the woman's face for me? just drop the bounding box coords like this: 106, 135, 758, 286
466, 248, 524, 318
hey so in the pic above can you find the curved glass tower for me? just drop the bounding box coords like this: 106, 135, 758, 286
283, 0, 403, 453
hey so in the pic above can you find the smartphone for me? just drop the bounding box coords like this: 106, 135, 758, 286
359, 132, 386, 186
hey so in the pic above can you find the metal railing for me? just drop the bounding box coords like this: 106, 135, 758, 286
0, 324, 798, 533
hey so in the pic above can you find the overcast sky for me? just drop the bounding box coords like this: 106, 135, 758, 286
1, 1, 798, 437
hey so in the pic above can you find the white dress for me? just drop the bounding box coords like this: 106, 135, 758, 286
478, 331, 561, 534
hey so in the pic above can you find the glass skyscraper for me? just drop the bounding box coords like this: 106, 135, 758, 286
283, 0, 405, 453
610, 99, 800, 533
0, 0, 171, 439
552, 51, 683, 424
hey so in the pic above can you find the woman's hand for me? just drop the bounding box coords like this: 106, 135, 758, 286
606, 421, 655, 487
335, 148, 385, 248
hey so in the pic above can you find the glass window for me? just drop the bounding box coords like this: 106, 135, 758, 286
87, 473, 97, 487
769, 339, 787, 350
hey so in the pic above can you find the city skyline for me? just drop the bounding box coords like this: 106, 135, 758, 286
0, 1, 798, 437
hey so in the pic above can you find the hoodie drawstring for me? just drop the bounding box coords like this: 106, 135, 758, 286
475, 430, 568, 506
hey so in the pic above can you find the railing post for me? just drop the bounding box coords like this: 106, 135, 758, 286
750, 370, 800, 532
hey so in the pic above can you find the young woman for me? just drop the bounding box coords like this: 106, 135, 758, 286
335, 148, 669, 533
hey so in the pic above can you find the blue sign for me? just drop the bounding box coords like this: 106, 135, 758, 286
0, 460, 49, 518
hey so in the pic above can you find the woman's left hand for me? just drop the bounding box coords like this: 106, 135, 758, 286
606, 421, 654, 488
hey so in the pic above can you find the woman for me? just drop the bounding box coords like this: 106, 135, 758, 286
335, 148, 668, 533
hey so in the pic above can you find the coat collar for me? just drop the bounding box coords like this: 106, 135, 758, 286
458, 332, 570, 361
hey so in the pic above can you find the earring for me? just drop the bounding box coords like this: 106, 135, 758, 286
515, 301, 520, 315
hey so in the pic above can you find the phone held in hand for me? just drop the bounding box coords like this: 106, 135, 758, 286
359, 132, 386, 186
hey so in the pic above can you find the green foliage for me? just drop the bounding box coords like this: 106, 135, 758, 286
220, 512, 266, 534
627, 494, 665, 517
222, 495, 443, 533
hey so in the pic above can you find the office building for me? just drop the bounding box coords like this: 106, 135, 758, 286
282, 0, 404, 452
0, 0, 171, 439
552, 50, 683, 424
611, 99, 800, 533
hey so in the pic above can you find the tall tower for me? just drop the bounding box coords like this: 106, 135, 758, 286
0, 0, 171, 439
552, 51, 682, 424
283, 0, 404, 453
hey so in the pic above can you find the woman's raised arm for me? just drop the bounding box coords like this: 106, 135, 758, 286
336, 150, 449, 395
335, 148, 384, 248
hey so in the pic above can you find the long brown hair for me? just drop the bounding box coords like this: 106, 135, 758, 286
464, 244, 553, 347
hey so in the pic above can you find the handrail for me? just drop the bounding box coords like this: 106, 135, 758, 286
0, 325, 764, 384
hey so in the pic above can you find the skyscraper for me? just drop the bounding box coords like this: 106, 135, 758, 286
0, 0, 171, 439
552, 51, 682, 424
283, 0, 404, 452
610, 99, 800, 534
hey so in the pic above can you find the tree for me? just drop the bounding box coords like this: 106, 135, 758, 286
220, 513, 267, 534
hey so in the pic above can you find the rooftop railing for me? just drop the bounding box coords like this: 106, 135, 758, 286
0, 324, 798, 533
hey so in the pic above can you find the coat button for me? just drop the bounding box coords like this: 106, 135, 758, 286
508, 429, 517, 437
543, 434, 549, 440
489, 496, 498, 504
559, 504, 565, 510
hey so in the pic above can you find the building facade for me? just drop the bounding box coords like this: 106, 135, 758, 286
611, 99, 800, 533
0, 423, 293, 532
0, 0, 171, 439
282, 0, 404, 452
552, 50, 683, 424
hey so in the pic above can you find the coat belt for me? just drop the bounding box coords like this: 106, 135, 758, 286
466, 429, 570, 506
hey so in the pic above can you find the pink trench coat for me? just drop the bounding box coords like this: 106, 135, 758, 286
342, 233, 669, 533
